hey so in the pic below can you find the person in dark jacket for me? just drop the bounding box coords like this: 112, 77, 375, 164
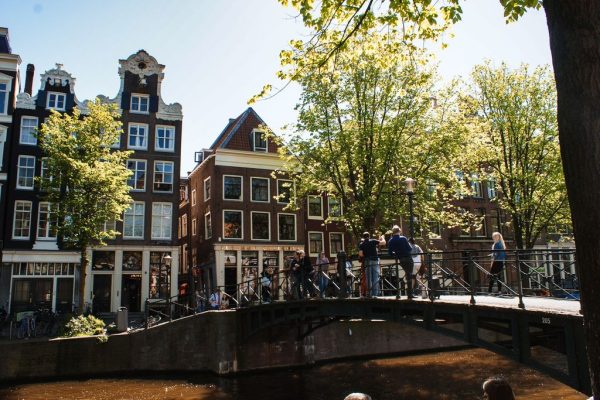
387, 225, 414, 299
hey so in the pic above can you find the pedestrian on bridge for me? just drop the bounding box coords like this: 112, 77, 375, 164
209, 288, 222, 310
387, 226, 414, 299
359, 232, 386, 297
489, 232, 507, 294
316, 252, 330, 298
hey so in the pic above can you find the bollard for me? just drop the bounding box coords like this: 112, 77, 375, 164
337, 251, 348, 298
516, 250, 525, 309
427, 252, 434, 301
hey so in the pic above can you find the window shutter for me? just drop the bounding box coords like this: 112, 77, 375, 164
149, 95, 159, 113
121, 92, 130, 111
65, 93, 75, 111
36, 90, 47, 108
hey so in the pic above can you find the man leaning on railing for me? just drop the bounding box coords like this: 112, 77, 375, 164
387, 225, 414, 299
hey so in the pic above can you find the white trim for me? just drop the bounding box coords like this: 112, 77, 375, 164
155, 125, 175, 152
191, 188, 197, 206
127, 158, 147, 192
0, 125, 6, 170
153, 160, 174, 193
16, 154, 35, 190
12, 200, 32, 240
204, 212, 212, 239
223, 174, 243, 202
252, 129, 267, 152
181, 213, 188, 237
130, 93, 149, 114
19, 116, 38, 145
203, 176, 211, 201
277, 213, 296, 242
127, 123, 148, 150
307, 195, 323, 220
0, 74, 12, 115
277, 179, 293, 204
191, 217, 197, 236
2, 250, 80, 263
308, 231, 324, 257
46, 91, 66, 111
223, 209, 243, 240
215, 148, 284, 170
251, 211, 271, 241
250, 176, 270, 203
329, 232, 345, 258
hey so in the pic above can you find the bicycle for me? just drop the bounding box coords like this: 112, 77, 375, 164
16, 312, 36, 339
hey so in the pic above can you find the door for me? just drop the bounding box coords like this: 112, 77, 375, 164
56, 278, 74, 313
121, 274, 141, 312
92, 275, 112, 313
224, 267, 237, 299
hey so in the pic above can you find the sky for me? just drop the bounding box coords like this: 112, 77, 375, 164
1, 0, 552, 174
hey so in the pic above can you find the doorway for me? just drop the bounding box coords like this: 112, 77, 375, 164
92, 275, 112, 313
56, 278, 74, 313
121, 274, 141, 312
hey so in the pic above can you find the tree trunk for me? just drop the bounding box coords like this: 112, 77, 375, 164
78, 248, 89, 314
543, 1, 600, 396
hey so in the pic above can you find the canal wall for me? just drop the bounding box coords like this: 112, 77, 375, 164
0, 310, 466, 382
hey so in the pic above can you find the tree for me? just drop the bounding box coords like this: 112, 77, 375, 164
38, 100, 132, 311
273, 0, 600, 396
273, 32, 475, 245
468, 62, 570, 250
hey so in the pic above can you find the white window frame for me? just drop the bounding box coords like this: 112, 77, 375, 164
0, 76, 11, 115
37, 202, 57, 240
471, 174, 483, 198
155, 125, 175, 152
251, 211, 271, 241
130, 94, 149, 114
128, 123, 148, 150
487, 179, 497, 200
13, 200, 32, 239
328, 197, 343, 218
151, 202, 172, 240
153, 161, 174, 193
0, 126, 6, 170
16, 155, 35, 190
123, 201, 145, 239
127, 159, 147, 192
191, 189, 197, 206
46, 91, 66, 111
205, 212, 212, 239
307, 195, 323, 220
181, 213, 188, 237
308, 231, 324, 257
204, 177, 211, 201
223, 175, 243, 201
329, 232, 345, 258
250, 177, 270, 203
191, 218, 197, 236
252, 129, 267, 152
20, 116, 38, 145
223, 209, 243, 240
277, 179, 293, 204
277, 213, 296, 242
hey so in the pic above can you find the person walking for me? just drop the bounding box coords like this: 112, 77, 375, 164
290, 251, 303, 300
489, 232, 507, 294
316, 252, 330, 298
209, 288, 222, 310
409, 238, 424, 296
482, 376, 515, 400
387, 225, 414, 299
358, 232, 386, 297
298, 250, 315, 298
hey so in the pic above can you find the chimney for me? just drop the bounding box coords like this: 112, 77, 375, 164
25, 64, 34, 95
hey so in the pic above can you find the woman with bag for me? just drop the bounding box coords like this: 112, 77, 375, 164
489, 232, 507, 293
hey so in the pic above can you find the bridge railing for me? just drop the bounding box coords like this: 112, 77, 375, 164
202, 248, 577, 310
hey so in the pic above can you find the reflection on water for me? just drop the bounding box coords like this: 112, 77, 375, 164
0, 349, 586, 400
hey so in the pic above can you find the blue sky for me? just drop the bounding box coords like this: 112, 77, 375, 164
2, 0, 552, 173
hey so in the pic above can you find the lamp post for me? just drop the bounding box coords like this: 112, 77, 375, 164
405, 177, 416, 239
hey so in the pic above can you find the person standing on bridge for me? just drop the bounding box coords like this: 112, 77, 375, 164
209, 288, 222, 310
489, 232, 507, 294
316, 252, 330, 298
387, 226, 414, 299
359, 232, 386, 297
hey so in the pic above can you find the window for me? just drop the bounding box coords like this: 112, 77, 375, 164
0, 81, 8, 114
471, 174, 483, 198
474, 208, 487, 237
110, 133, 121, 149
46, 92, 66, 111
191, 189, 197, 206
154, 161, 174, 192
13, 201, 32, 239
20, 117, 38, 145
205, 212, 212, 239
223, 175, 242, 201
128, 124, 148, 150
490, 211, 502, 235
251, 211, 270, 240
253, 130, 267, 152
278, 213, 296, 241
37, 202, 57, 239
328, 197, 342, 218
17, 155, 35, 189
151, 203, 172, 240
155, 126, 175, 152
251, 177, 269, 202
330, 233, 344, 256
308, 196, 323, 219
127, 159, 146, 191
40, 158, 51, 184
487, 179, 497, 199
130, 94, 149, 113
102, 217, 116, 234
428, 221, 442, 238
277, 180, 293, 204
223, 210, 243, 239
191, 218, 197, 236
181, 214, 188, 237
123, 202, 145, 239
204, 177, 211, 201
0, 126, 6, 169
308, 232, 324, 256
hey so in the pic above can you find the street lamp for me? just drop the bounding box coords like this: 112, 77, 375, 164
405, 177, 416, 239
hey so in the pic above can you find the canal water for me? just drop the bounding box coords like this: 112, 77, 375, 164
0, 348, 586, 400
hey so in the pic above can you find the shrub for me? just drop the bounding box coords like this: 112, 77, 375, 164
61, 315, 106, 337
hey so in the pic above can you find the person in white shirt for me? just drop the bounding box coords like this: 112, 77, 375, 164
209, 288, 222, 310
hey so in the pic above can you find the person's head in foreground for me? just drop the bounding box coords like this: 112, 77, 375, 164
344, 393, 372, 400
482, 376, 515, 400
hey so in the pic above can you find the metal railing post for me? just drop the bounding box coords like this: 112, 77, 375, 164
145, 299, 149, 330
395, 254, 400, 300
338, 251, 347, 299
516, 250, 525, 309
427, 252, 434, 302
468, 251, 476, 305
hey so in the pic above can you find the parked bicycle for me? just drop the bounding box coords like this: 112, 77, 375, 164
16, 311, 36, 339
